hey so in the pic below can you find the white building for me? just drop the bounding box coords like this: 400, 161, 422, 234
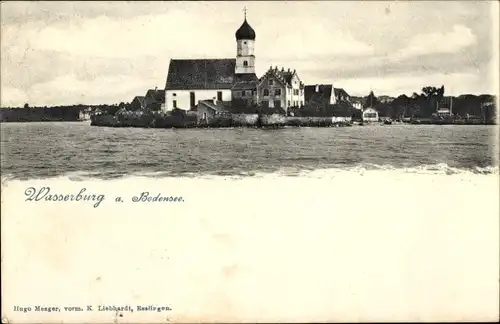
257, 67, 305, 112
362, 107, 379, 122
164, 14, 258, 112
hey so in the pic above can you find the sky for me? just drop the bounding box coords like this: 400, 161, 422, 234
1, 1, 498, 107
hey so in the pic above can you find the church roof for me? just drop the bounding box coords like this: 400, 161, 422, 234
166, 59, 236, 90
235, 19, 256, 40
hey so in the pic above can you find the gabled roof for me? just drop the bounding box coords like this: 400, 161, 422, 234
166, 59, 236, 90
198, 100, 231, 113
304, 84, 333, 103
232, 73, 259, 90
145, 89, 165, 103
334, 88, 350, 98
132, 96, 145, 105
260, 66, 304, 88
232, 81, 258, 90
304, 85, 334, 108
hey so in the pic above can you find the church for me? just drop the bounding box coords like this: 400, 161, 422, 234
164, 11, 304, 114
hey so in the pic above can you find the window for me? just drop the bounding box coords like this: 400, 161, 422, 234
274, 89, 281, 96
300, 101, 303, 107
243, 60, 248, 67
263, 89, 269, 96
217, 91, 222, 101
241, 90, 246, 97
244, 41, 247, 44
173, 100, 177, 108
288, 101, 290, 106
269, 79, 274, 85
190, 92, 195, 109
274, 100, 281, 108
173, 93, 177, 97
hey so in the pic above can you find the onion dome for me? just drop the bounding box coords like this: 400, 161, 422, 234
235, 19, 256, 40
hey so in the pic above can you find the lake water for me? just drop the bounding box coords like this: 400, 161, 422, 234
0, 122, 497, 179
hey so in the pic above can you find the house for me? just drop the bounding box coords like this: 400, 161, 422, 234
257, 66, 305, 113
304, 84, 337, 106
436, 96, 453, 117
143, 88, 165, 111
164, 14, 258, 112
378, 95, 395, 104
129, 96, 145, 111
231, 74, 259, 108
333, 88, 351, 102
196, 98, 231, 123
352, 100, 363, 110
362, 107, 379, 122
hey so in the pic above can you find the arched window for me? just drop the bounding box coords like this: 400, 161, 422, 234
243, 60, 248, 67
263, 89, 269, 96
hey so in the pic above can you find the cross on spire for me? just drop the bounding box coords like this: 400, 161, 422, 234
243, 6, 247, 19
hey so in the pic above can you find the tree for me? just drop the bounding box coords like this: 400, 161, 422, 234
23, 103, 30, 109
364, 91, 379, 108
420, 85, 445, 117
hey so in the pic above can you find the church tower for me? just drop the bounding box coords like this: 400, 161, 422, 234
235, 9, 256, 75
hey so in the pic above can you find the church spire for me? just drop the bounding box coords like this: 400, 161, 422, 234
235, 8, 256, 40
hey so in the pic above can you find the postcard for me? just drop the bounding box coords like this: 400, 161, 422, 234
1, 1, 499, 323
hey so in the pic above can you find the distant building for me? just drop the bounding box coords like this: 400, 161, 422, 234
352, 100, 363, 110
143, 88, 165, 111
436, 97, 453, 117
258, 66, 304, 113
304, 84, 337, 106
333, 88, 351, 102
129, 96, 145, 111
378, 95, 395, 104
362, 107, 379, 122
196, 98, 231, 123
232, 74, 259, 108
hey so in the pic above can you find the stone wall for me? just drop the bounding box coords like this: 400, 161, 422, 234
231, 114, 259, 126
260, 114, 287, 126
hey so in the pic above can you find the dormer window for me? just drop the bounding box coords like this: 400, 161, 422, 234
269, 79, 274, 85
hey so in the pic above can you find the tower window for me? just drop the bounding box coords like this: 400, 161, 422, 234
243, 60, 248, 67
